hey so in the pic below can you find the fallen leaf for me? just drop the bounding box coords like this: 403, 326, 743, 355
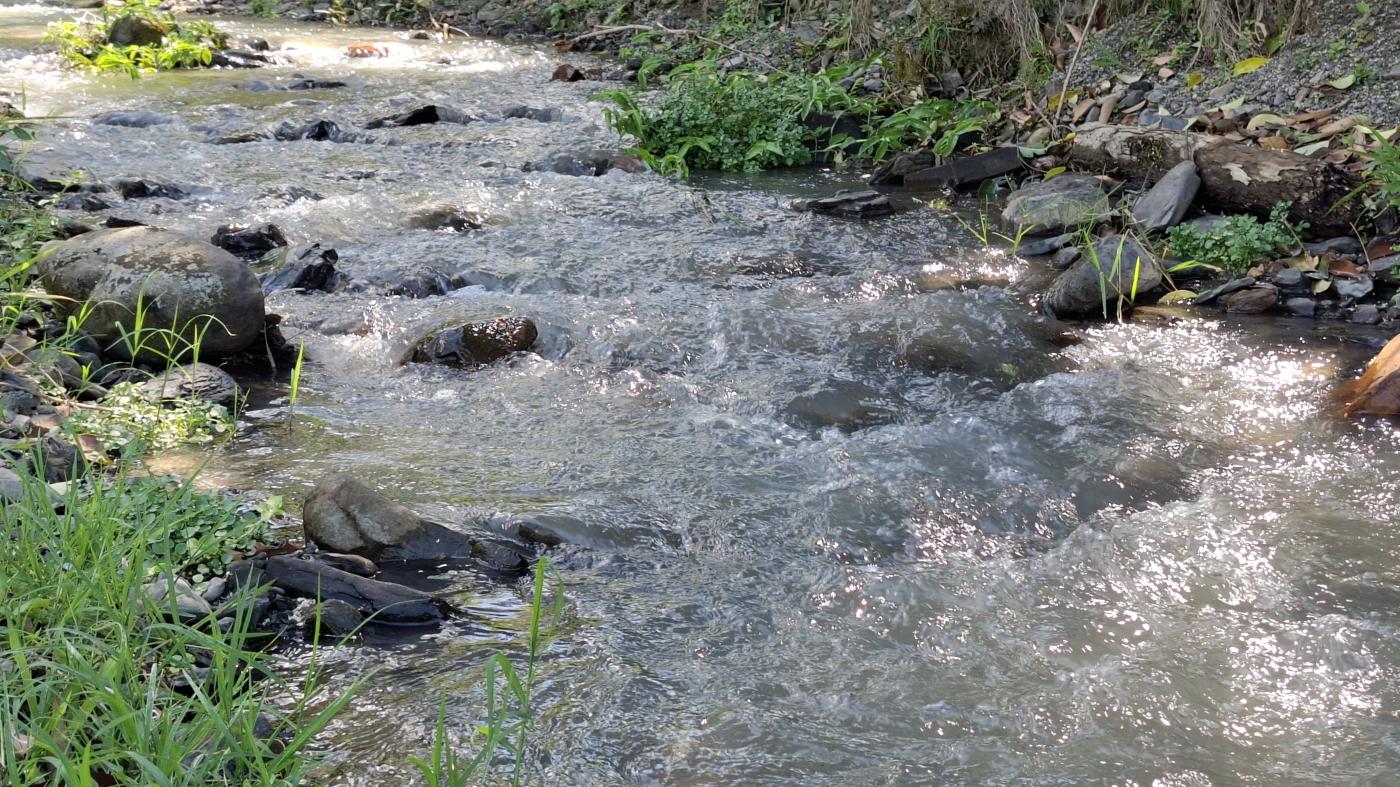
1071, 97, 1097, 123
1246, 112, 1288, 131
1366, 240, 1396, 258
1315, 117, 1357, 137
1043, 166, 1066, 178
1186, 71, 1205, 87
1233, 56, 1269, 76
1290, 108, 1334, 124
1117, 71, 1144, 84
1123, 101, 1147, 115
1325, 73, 1356, 90
1153, 52, 1174, 66
1259, 135, 1288, 150
1312, 279, 1332, 294
1331, 260, 1362, 277
1066, 23, 1084, 44
1158, 67, 1175, 80
1158, 290, 1198, 303
1289, 256, 1320, 271
1325, 149, 1352, 165
1217, 96, 1245, 112
1295, 139, 1332, 156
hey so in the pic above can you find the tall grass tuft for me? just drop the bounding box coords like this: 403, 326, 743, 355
0, 467, 358, 786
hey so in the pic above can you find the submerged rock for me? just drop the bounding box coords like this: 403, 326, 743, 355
212, 223, 288, 258
1222, 283, 1279, 313
211, 50, 272, 69
93, 111, 172, 128
37, 227, 266, 360
1043, 236, 1160, 318
500, 105, 562, 122
408, 206, 484, 232
407, 316, 538, 367
793, 190, 893, 219
118, 179, 185, 200
784, 378, 902, 432
525, 151, 641, 177
1002, 175, 1110, 234
365, 104, 473, 128
309, 598, 364, 638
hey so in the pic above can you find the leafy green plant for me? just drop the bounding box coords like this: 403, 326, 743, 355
1165, 203, 1300, 273
66, 380, 233, 453
45, 0, 225, 77
1370, 136, 1400, 210
249, 0, 279, 18
411, 556, 563, 786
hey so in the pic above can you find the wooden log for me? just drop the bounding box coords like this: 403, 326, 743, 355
1193, 144, 1365, 236
1068, 123, 1215, 181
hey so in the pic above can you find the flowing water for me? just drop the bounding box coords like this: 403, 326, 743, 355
5, 6, 1400, 784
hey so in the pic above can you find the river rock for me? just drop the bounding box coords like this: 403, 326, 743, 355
233, 555, 445, 624
315, 552, 378, 577
1340, 333, 1400, 416
1002, 175, 1110, 234
302, 474, 478, 561
285, 78, 347, 90
525, 151, 633, 177
271, 119, 359, 142
1015, 233, 1074, 257
55, 192, 112, 212
36, 226, 266, 360
259, 245, 347, 293
365, 104, 474, 128
308, 598, 363, 638
137, 363, 239, 406
106, 14, 168, 46
212, 223, 288, 258
407, 316, 538, 367
792, 190, 893, 219
868, 150, 935, 186
1043, 236, 1160, 318
118, 179, 184, 200
1222, 283, 1279, 313
145, 576, 213, 622
501, 105, 562, 122
93, 111, 172, 128
1131, 160, 1199, 231
211, 50, 272, 69
409, 206, 484, 232
551, 64, 585, 81
1333, 276, 1374, 301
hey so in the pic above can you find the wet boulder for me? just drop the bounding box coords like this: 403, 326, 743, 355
308, 598, 363, 639
1043, 235, 1161, 318
551, 64, 585, 81
118, 179, 185, 200
408, 206, 484, 232
211, 50, 272, 69
364, 104, 473, 128
269, 119, 366, 143
792, 190, 893, 219
302, 474, 475, 561
407, 316, 537, 367
54, 192, 112, 212
902, 147, 1024, 190
1222, 283, 1279, 313
212, 223, 288, 258
36, 226, 266, 360
525, 151, 638, 177
258, 245, 347, 293
137, 362, 240, 407
1002, 175, 1110, 234
285, 78, 347, 90
233, 555, 445, 624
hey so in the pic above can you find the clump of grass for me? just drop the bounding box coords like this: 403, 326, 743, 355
0, 467, 357, 786
44, 0, 226, 78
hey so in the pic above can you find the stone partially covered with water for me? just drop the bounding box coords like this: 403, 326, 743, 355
36, 227, 266, 360
792, 190, 893, 219
232, 555, 445, 624
211, 223, 288, 258
137, 362, 239, 406
364, 104, 474, 128
300, 474, 531, 575
1002, 175, 1110, 234
1043, 236, 1160, 318
784, 378, 902, 432
407, 316, 537, 367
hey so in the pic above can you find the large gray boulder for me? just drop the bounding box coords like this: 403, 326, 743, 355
37, 227, 265, 360
1044, 236, 1161, 318
1002, 175, 1110, 234
1132, 160, 1200, 231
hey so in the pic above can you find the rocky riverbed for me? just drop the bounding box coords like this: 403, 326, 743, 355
7, 5, 1400, 785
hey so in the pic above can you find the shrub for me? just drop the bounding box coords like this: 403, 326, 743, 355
596, 60, 994, 177
66, 381, 234, 454
45, 0, 225, 77
1165, 203, 1300, 273
1372, 137, 1400, 211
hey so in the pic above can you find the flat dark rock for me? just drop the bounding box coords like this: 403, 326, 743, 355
234, 556, 446, 624
903, 147, 1024, 190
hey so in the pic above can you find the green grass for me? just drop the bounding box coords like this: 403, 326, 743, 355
0, 468, 359, 786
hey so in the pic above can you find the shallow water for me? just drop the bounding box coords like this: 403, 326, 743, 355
6, 6, 1400, 784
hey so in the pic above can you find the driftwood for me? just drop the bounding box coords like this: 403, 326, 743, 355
1069, 123, 1366, 235
1194, 144, 1364, 235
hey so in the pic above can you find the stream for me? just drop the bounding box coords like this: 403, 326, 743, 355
5, 5, 1400, 784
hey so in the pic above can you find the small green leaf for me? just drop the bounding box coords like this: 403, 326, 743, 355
1325, 73, 1356, 90
1157, 289, 1199, 303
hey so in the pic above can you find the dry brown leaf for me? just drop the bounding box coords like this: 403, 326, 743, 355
1071, 97, 1097, 123
1259, 135, 1288, 150
1097, 95, 1119, 122
1366, 240, 1396, 259
1330, 260, 1362, 277
1158, 67, 1175, 80
1067, 23, 1084, 44
1325, 149, 1352, 165
1152, 52, 1174, 66
1315, 117, 1357, 137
